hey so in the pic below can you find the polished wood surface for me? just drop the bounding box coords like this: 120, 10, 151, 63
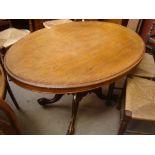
4, 22, 144, 93
0, 65, 6, 98
0, 99, 21, 134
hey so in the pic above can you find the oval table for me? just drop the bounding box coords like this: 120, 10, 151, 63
4, 22, 145, 134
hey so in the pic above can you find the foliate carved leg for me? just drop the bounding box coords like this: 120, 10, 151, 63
67, 92, 88, 135
38, 94, 64, 106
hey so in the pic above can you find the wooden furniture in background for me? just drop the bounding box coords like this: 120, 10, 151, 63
127, 19, 143, 33
118, 77, 155, 135
102, 19, 122, 25
43, 19, 73, 28
29, 19, 129, 31
0, 65, 20, 134
0, 27, 30, 109
0, 99, 21, 135
140, 19, 154, 42
0, 28, 30, 48
130, 53, 155, 79
4, 21, 144, 134
0, 20, 12, 31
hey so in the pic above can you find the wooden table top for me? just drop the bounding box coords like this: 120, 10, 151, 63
4, 22, 145, 93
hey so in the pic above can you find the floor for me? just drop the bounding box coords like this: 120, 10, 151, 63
6, 78, 155, 135
6, 82, 121, 135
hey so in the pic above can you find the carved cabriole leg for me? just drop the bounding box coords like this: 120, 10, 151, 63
38, 94, 64, 106
118, 110, 132, 135
67, 92, 88, 135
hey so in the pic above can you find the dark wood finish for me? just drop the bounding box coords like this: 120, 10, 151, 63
117, 78, 128, 110
92, 87, 105, 99
67, 92, 88, 134
118, 110, 132, 135
0, 20, 12, 31
0, 48, 20, 109
122, 19, 129, 27
106, 82, 116, 106
0, 99, 21, 134
28, 20, 33, 32
38, 94, 64, 106
6, 80, 20, 109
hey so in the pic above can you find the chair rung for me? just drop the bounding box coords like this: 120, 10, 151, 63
126, 130, 151, 135
114, 87, 123, 90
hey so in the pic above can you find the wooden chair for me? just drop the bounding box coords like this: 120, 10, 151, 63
0, 27, 30, 49
108, 20, 155, 106
114, 52, 155, 110
0, 65, 21, 134
43, 19, 73, 29
145, 20, 155, 59
118, 76, 155, 134
0, 20, 12, 31
129, 53, 155, 80
130, 20, 155, 79
0, 26, 30, 109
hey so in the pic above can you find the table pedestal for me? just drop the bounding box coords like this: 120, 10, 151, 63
37, 87, 118, 135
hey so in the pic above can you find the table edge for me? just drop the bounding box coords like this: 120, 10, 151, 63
4, 51, 144, 94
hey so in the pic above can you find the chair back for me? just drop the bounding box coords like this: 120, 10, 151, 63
0, 65, 21, 134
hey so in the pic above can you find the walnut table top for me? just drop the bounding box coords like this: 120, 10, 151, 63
4, 22, 145, 94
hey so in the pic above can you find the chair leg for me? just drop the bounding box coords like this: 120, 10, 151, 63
0, 50, 20, 110
6, 81, 20, 110
117, 78, 127, 110
0, 99, 21, 134
106, 82, 115, 106
118, 110, 132, 135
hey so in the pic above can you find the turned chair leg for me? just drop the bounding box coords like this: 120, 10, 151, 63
118, 110, 132, 135
6, 81, 20, 110
117, 78, 127, 110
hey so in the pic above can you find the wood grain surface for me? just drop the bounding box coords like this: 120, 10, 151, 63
4, 22, 145, 93
0, 65, 6, 98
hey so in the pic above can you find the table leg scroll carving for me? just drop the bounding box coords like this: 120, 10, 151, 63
38, 94, 64, 106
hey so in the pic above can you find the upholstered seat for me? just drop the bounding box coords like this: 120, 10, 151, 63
43, 19, 73, 28
130, 53, 155, 78
0, 28, 30, 48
